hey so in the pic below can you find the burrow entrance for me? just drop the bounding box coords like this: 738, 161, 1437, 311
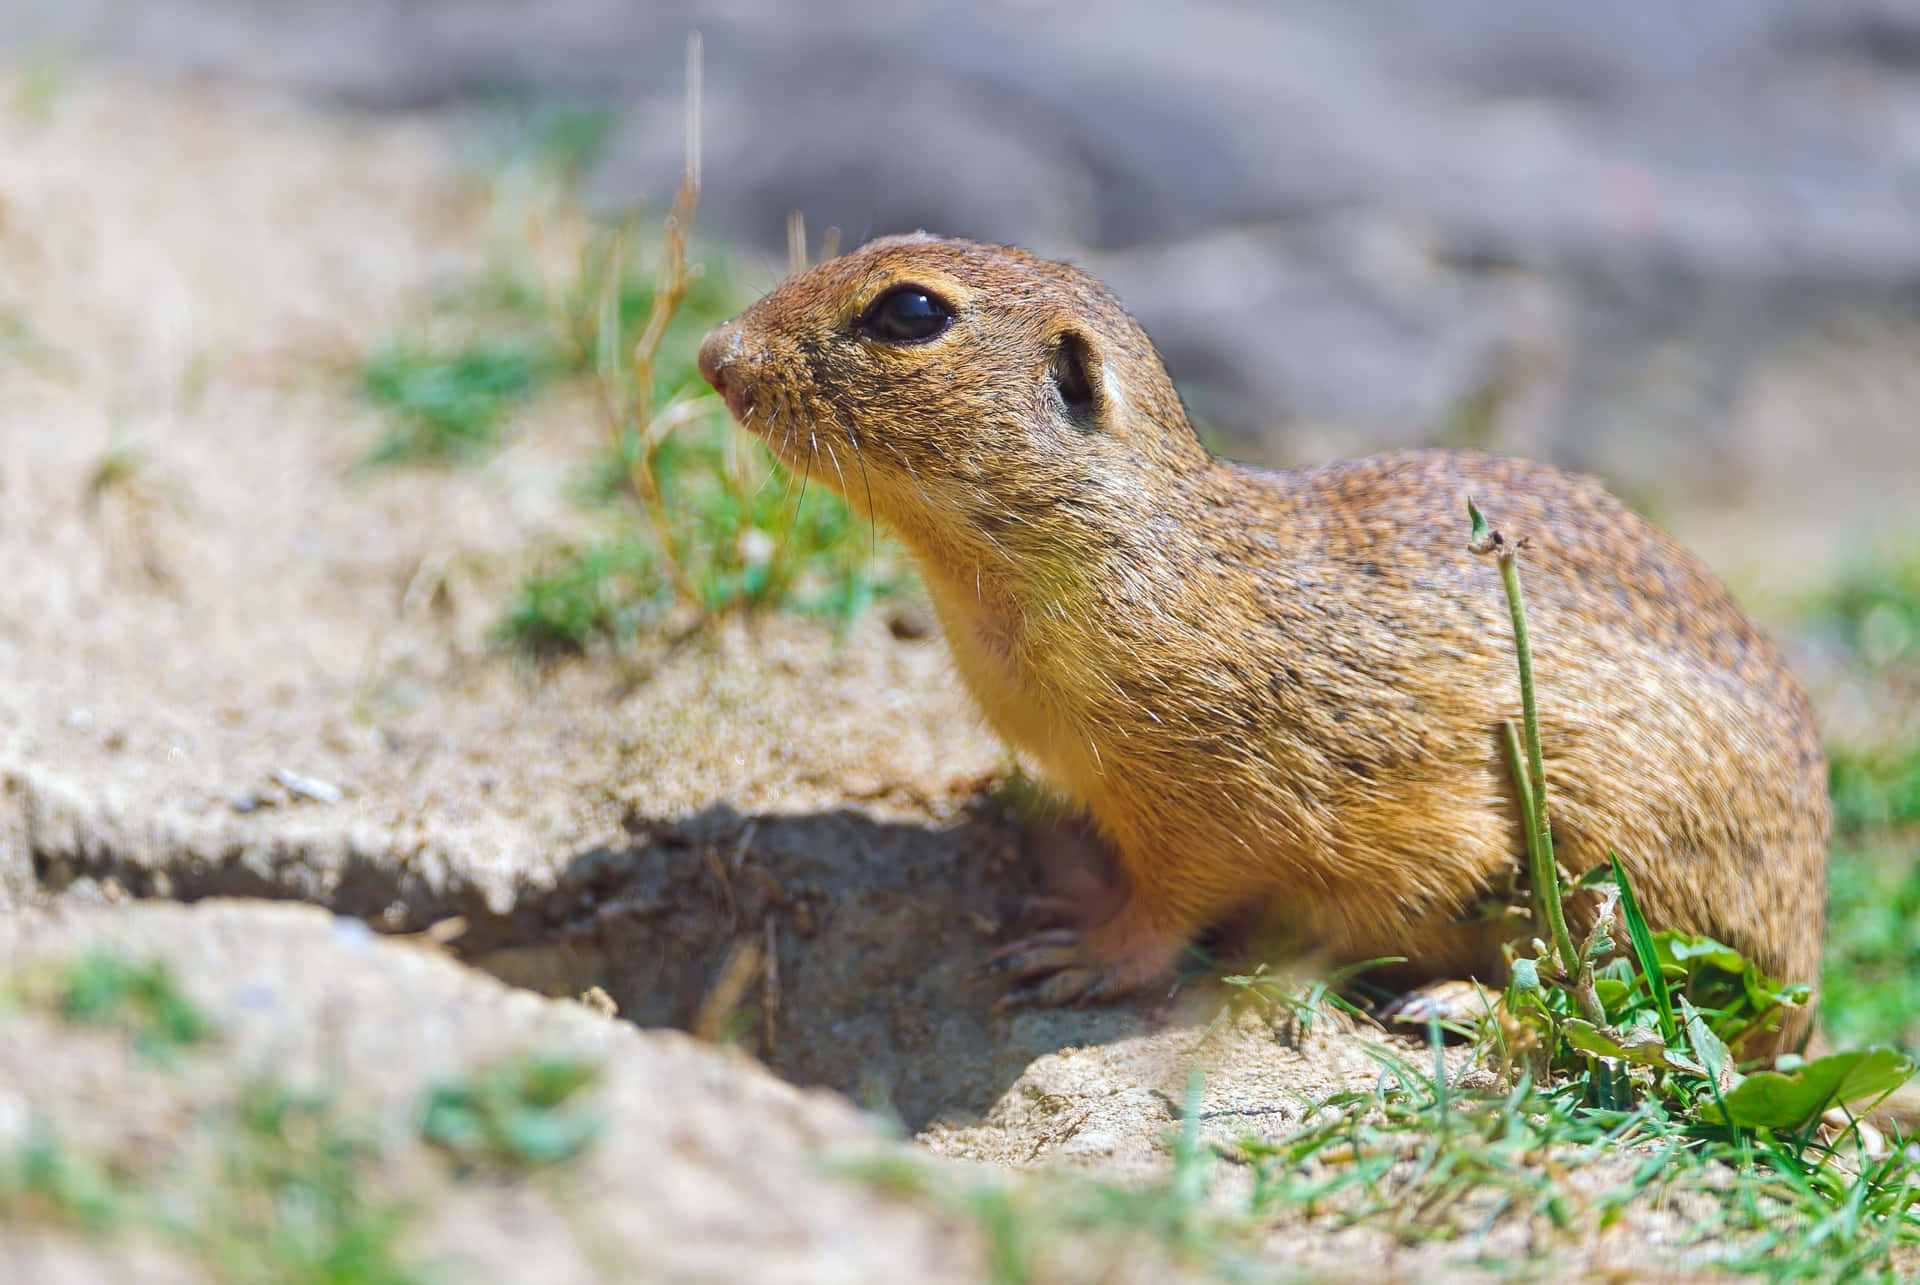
25, 792, 1151, 1130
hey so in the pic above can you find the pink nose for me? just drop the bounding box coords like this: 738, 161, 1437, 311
698, 323, 742, 396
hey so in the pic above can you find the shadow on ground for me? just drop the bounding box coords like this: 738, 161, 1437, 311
449, 803, 1160, 1132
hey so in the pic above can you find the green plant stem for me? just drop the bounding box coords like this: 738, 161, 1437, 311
1503, 547, 1577, 978
1499, 721, 1548, 947
1471, 500, 1579, 980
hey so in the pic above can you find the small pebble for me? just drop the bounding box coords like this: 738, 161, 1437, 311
1058, 1128, 1119, 1157
272, 767, 343, 804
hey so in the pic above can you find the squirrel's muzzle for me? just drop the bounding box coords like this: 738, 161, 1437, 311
698, 322, 749, 421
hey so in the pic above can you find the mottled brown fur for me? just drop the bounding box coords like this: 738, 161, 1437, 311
698, 234, 1829, 1052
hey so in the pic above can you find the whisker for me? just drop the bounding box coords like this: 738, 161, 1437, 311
793, 428, 817, 526
838, 412, 881, 564
743, 401, 796, 506
821, 435, 851, 502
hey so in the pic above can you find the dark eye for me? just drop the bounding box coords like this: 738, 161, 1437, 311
858, 286, 952, 343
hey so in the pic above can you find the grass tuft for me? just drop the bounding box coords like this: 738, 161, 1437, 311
198, 1082, 423, 1285
360, 342, 545, 464
495, 538, 665, 656
1823, 842, 1920, 1054
44, 952, 218, 1065
0, 1081, 425, 1283
1809, 541, 1920, 674
1, 950, 622, 1280
1830, 744, 1920, 832
420, 1053, 603, 1176
1233, 1054, 1920, 1278
360, 39, 904, 653
0, 1137, 130, 1234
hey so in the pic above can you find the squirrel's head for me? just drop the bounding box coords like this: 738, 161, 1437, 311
698, 234, 1209, 570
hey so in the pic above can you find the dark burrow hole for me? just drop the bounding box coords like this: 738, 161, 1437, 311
457, 802, 1056, 1130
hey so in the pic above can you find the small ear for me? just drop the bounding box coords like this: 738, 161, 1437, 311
1049, 330, 1105, 429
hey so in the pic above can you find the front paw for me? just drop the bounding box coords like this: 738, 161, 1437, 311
979, 928, 1133, 1010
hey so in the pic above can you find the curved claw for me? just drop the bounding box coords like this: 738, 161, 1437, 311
993, 965, 1110, 1012
976, 928, 1082, 981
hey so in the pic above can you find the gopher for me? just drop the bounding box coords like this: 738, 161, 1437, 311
698, 234, 1828, 1052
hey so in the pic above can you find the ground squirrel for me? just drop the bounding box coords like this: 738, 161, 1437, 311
698, 234, 1829, 1052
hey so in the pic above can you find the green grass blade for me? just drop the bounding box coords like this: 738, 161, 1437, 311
1610, 852, 1677, 1045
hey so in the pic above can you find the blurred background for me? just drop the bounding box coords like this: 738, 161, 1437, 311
9, 0, 1920, 569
